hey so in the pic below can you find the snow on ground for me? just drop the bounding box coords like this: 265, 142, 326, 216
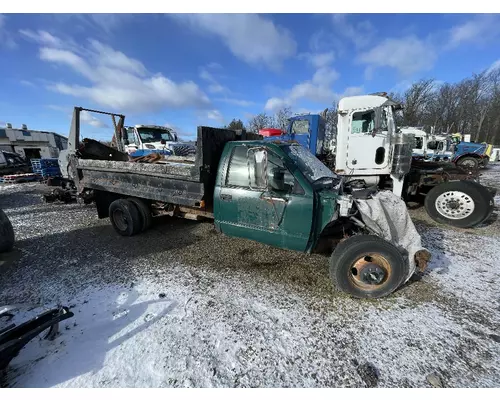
1, 167, 500, 388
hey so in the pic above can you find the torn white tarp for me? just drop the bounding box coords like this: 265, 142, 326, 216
354, 190, 430, 282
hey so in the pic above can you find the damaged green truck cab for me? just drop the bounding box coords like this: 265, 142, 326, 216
214, 141, 339, 254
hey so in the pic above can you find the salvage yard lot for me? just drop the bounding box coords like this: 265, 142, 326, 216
1, 164, 500, 388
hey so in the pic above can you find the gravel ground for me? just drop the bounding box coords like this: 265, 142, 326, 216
1, 164, 500, 388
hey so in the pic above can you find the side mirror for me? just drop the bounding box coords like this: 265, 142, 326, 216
248, 148, 268, 189
374, 108, 382, 132
174, 133, 178, 141
269, 167, 286, 191
122, 128, 130, 145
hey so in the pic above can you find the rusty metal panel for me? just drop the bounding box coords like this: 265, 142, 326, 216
80, 169, 204, 207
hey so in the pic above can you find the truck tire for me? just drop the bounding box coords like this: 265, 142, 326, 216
461, 180, 495, 224
456, 156, 479, 169
0, 208, 15, 253
424, 180, 493, 228
329, 235, 408, 299
108, 199, 142, 236
128, 197, 152, 232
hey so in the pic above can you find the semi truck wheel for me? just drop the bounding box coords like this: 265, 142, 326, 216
128, 197, 153, 232
329, 235, 408, 299
0, 208, 15, 253
109, 199, 142, 236
424, 180, 493, 228
456, 156, 479, 169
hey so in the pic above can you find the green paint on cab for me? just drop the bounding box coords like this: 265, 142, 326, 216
214, 140, 341, 253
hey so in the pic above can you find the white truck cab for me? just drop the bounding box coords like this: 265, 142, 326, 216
401, 127, 453, 160
123, 125, 179, 156
335, 94, 413, 197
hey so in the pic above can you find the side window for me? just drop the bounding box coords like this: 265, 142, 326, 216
266, 151, 295, 192
291, 119, 310, 134
127, 128, 139, 145
427, 140, 438, 150
415, 137, 423, 149
225, 146, 303, 194
351, 110, 375, 133
437, 141, 444, 151
226, 146, 251, 187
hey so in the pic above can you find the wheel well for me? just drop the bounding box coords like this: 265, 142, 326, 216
456, 154, 481, 161
94, 190, 121, 219
94, 191, 153, 219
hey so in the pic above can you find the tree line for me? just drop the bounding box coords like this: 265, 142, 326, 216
389, 66, 500, 145
225, 65, 500, 146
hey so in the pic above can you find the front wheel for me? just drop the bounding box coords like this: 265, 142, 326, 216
456, 156, 479, 169
424, 180, 493, 228
329, 235, 408, 299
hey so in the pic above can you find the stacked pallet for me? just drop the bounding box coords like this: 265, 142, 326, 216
31, 158, 61, 179
0, 173, 39, 184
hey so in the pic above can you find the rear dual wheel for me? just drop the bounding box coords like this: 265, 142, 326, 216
109, 198, 152, 236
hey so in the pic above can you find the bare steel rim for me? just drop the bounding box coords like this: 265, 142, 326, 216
435, 191, 475, 220
348, 254, 392, 290
112, 208, 128, 231
460, 158, 478, 168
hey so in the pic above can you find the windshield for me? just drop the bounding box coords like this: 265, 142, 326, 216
282, 144, 337, 182
137, 128, 174, 143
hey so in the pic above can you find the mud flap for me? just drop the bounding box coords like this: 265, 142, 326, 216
353, 190, 431, 283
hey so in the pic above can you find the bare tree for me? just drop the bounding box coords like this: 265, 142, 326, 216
273, 107, 293, 130
247, 113, 273, 133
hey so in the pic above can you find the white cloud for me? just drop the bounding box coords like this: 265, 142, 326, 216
448, 15, 500, 48
298, 51, 335, 68
171, 14, 297, 70
331, 14, 376, 48
340, 86, 364, 97
20, 80, 35, 87
81, 110, 109, 128
207, 110, 224, 123
488, 59, 500, 74
20, 29, 63, 47
215, 98, 256, 107
199, 66, 228, 94
357, 36, 436, 77
265, 50, 340, 112
46, 105, 68, 112
28, 32, 210, 113
0, 14, 17, 49
265, 66, 340, 112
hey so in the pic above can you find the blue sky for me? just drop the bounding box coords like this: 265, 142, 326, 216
1, 13, 500, 141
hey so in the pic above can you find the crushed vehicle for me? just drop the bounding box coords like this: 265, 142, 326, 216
0, 305, 74, 371
57, 106, 431, 299
259, 93, 496, 229
0, 151, 31, 177
0, 209, 73, 372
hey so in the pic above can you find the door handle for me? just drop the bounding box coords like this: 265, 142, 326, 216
260, 193, 288, 203
220, 194, 232, 201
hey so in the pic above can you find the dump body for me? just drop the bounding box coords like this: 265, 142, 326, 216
70, 126, 262, 210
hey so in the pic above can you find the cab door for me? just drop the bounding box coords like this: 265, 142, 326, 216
346, 107, 391, 170
215, 144, 314, 251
